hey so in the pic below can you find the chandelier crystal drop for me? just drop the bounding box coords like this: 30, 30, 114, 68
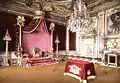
67, 0, 92, 37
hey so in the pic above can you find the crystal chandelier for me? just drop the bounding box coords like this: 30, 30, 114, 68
67, 0, 92, 37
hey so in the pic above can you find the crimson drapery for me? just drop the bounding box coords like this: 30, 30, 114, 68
22, 19, 51, 54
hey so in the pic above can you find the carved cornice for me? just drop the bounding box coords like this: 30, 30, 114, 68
0, 0, 72, 25
89, 0, 120, 13
0, 0, 119, 26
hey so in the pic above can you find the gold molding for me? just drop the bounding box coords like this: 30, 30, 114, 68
33, 10, 45, 19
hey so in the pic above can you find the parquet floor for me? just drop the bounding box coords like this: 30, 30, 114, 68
0, 61, 120, 83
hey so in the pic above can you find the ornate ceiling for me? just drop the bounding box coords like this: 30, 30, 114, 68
0, 0, 120, 26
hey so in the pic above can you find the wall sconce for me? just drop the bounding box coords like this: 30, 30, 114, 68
112, 39, 118, 48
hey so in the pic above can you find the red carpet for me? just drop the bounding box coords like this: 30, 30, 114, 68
27, 57, 57, 66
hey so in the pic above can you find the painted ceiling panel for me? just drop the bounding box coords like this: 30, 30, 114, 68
0, 0, 119, 25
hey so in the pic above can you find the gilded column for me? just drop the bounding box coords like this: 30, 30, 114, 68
96, 16, 100, 58
50, 23, 55, 50
76, 32, 81, 55
17, 16, 25, 57
66, 27, 69, 55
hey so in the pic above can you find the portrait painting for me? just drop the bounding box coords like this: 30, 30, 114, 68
108, 12, 120, 35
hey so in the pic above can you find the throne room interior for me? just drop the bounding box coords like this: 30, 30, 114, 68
0, 0, 120, 83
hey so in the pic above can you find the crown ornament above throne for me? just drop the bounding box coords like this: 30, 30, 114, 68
33, 10, 45, 19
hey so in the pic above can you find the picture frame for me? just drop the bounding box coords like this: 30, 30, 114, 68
108, 12, 120, 35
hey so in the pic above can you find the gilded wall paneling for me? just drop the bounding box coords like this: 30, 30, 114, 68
98, 12, 105, 50
82, 38, 94, 58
